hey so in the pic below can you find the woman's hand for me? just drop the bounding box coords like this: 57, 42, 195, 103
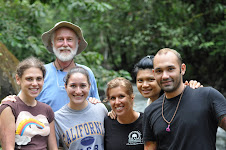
108, 110, 117, 120
185, 80, 203, 89
0, 95, 17, 106
88, 97, 101, 104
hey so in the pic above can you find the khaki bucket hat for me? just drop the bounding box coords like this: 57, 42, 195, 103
42, 21, 88, 55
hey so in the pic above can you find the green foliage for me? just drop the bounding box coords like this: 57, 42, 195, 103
0, 0, 131, 93
0, 0, 225, 96
76, 51, 131, 91
0, 0, 53, 62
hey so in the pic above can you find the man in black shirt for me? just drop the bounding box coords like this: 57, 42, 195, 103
143, 48, 226, 150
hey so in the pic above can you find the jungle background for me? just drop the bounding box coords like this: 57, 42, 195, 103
0, 0, 225, 149
0, 0, 225, 97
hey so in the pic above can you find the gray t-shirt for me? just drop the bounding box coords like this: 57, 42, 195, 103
54, 102, 108, 150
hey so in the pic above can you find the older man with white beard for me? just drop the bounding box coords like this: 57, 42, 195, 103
35, 21, 100, 112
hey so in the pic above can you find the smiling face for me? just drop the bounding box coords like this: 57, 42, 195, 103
108, 86, 134, 117
52, 27, 79, 62
136, 69, 161, 100
16, 67, 44, 100
65, 72, 90, 110
153, 51, 185, 95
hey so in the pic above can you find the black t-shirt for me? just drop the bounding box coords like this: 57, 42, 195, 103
104, 112, 144, 150
143, 86, 226, 150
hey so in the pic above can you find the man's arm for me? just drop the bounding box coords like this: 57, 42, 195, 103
219, 114, 226, 131
144, 141, 157, 150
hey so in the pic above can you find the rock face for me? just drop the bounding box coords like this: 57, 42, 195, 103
0, 42, 20, 101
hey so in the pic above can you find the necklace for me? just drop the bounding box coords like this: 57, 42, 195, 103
161, 86, 185, 132
54, 59, 73, 71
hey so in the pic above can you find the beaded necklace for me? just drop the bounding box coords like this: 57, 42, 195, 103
161, 86, 185, 132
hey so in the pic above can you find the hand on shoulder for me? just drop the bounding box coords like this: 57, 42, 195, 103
88, 97, 101, 104
184, 80, 203, 89
0, 95, 17, 106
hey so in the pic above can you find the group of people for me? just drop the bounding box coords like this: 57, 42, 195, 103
0, 21, 225, 150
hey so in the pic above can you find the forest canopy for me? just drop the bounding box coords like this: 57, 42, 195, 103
0, 0, 225, 95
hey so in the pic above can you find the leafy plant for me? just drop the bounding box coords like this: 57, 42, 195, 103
76, 51, 132, 92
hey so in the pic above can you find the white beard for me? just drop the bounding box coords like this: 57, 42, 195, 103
53, 45, 78, 62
